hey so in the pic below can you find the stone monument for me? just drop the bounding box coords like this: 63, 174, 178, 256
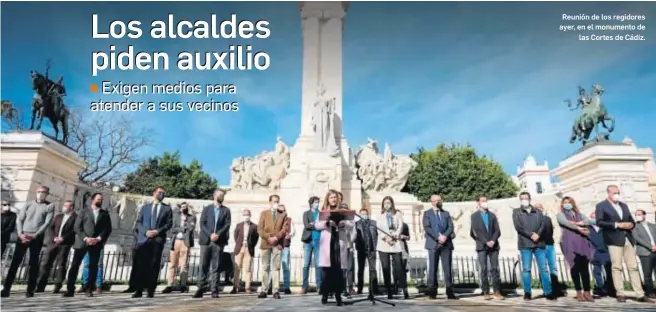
1, 131, 85, 212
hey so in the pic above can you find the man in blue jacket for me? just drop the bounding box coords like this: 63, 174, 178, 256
587, 211, 615, 297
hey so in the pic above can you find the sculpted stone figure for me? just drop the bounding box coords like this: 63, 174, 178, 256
229, 137, 291, 190
28, 60, 70, 145
311, 83, 340, 157
355, 138, 418, 192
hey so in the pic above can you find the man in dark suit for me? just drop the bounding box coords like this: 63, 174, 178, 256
595, 184, 650, 303
355, 207, 378, 295
193, 188, 231, 298
423, 194, 457, 300
231, 208, 259, 294
132, 187, 173, 298
36, 200, 77, 293
63, 193, 112, 297
469, 195, 504, 300
587, 211, 615, 297
631, 209, 656, 298
1, 201, 17, 257
300, 196, 321, 294
162, 202, 196, 293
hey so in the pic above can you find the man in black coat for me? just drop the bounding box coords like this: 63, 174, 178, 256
36, 200, 77, 293
469, 195, 504, 300
63, 193, 112, 297
1, 201, 16, 257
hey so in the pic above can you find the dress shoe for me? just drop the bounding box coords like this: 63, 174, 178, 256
356, 289, 363, 295
192, 290, 204, 298
523, 293, 532, 301
267, 289, 273, 295
35, 288, 45, 293
403, 288, 409, 299
180, 286, 189, 293
62, 291, 74, 297
616, 296, 626, 302
85, 291, 94, 297
147, 292, 155, 298
273, 292, 281, 299
636, 296, 653, 303
321, 295, 328, 304
335, 293, 343, 306
211, 291, 219, 298
161, 286, 173, 294
0, 290, 9, 298
284, 289, 292, 295
446, 289, 458, 300
122, 288, 135, 293
230, 288, 238, 294
132, 291, 143, 298
545, 293, 558, 301
52, 284, 62, 294
257, 291, 267, 298
25, 291, 35, 298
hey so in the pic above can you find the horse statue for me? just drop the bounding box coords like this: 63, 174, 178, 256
565, 84, 615, 146
28, 67, 70, 145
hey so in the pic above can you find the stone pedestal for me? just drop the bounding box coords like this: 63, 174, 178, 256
1, 131, 85, 212
552, 141, 653, 214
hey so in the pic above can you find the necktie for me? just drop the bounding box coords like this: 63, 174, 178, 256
150, 204, 158, 228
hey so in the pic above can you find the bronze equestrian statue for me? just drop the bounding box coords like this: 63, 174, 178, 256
565, 84, 615, 146
29, 65, 70, 145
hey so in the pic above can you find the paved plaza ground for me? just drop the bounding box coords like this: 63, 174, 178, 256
2, 286, 655, 312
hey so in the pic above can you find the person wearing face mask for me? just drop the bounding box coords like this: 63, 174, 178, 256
300, 196, 322, 294
2, 186, 55, 298
130, 187, 173, 298
595, 185, 651, 303
63, 193, 112, 298
36, 200, 77, 294
1, 201, 17, 258
230, 209, 259, 294
535, 202, 566, 297
631, 209, 656, 299
586, 211, 615, 297
512, 191, 555, 301
555, 197, 594, 302
256, 194, 287, 299
265, 204, 295, 295
377, 196, 408, 300
162, 202, 196, 294
195, 188, 231, 299
469, 195, 504, 300
355, 207, 378, 295
423, 194, 457, 300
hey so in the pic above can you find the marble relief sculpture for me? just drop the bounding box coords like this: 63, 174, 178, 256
355, 138, 417, 192
229, 137, 291, 190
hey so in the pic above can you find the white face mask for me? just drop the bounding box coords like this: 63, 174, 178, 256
635, 215, 644, 222
612, 194, 621, 202
243, 216, 250, 222
2, 205, 9, 212
37, 192, 47, 202
272, 203, 279, 210
383, 204, 392, 210
520, 200, 530, 207
480, 202, 488, 209
62, 206, 71, 214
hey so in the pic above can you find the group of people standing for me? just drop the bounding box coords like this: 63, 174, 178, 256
2, 183, 656, 306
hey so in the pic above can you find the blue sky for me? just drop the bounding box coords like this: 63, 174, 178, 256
2, 1, 655, 185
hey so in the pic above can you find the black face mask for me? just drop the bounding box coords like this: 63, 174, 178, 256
181, 208, 188, 214
277, 208, 285, 213
436, 202, 443, 209
95, 201, 103, 207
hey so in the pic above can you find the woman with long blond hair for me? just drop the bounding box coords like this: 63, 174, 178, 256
314, 190, 346, 305
556, 196, 595, 302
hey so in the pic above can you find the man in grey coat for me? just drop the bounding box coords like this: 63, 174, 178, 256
163, 202, 196, 293
1, 186, 55, 298
631, 209, 656, 298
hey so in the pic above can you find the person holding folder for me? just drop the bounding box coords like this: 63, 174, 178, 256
315, 190, 355, 305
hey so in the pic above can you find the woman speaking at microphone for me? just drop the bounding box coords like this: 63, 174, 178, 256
314, 189, 347, 305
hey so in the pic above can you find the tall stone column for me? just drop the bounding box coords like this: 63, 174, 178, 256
300, 8, 321, 137
320, 13, 345, 140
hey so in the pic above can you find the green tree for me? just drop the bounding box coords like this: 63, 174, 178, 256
123, 151, 218, 199
403, 143, 519, 202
